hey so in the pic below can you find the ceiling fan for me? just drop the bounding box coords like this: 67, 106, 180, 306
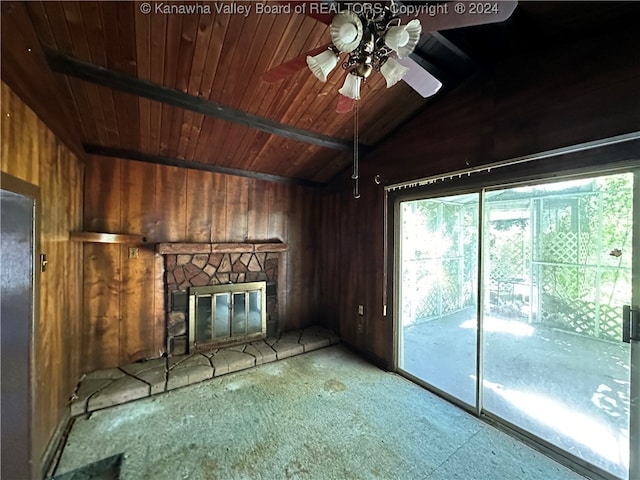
262, 1, 518, 113
262, 1, 517, 199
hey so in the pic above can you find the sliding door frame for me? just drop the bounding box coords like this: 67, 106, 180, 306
478, 170, 637, 480
392, 185, 482, 416
388, 145, 640, 480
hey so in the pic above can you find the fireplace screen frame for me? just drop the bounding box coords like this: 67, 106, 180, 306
188, 281, 267, 351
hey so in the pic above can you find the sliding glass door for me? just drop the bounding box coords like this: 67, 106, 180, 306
396, 170, 639, 479
397, 192, 480, 407
482, 173, 634, 478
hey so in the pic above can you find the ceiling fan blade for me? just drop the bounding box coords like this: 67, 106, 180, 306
262, 43, 332, 83
280, 1, 334, 24
416, 1, 517, 32
396, 57, 442, 98
336, 94, 355, 114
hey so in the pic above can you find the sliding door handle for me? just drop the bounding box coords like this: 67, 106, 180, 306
623, 305, 640, 343
623, 305, 631, 343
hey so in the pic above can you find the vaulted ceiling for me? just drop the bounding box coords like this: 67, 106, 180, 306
2, 1, 638, 185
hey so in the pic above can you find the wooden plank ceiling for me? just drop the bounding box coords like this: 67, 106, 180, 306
24, 1, 434, 184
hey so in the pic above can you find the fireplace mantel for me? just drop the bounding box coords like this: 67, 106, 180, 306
157, 242, 289, 254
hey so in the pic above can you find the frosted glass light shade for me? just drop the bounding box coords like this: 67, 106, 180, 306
385, 26, 410, 50
306, 50, 339, 82
380, 58, 409, 88
330, 11, 363, 53
338, 73, 362, 100
385, 19, 421, 58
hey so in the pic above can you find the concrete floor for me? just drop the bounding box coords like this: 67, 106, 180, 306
54, 345, 584, 480
401, 310, 630, 478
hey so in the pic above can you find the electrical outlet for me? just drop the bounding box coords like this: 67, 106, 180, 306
128, 247, 139, 259
358, 304, 364, 315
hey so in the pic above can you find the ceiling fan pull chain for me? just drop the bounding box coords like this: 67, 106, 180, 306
352, 100, 360, 199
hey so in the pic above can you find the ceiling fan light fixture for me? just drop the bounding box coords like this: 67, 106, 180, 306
330, 11, 363, 52
384, 26, 410, 50
387, 19, 422, 58
338, 72, 362, 100
380, 57, 409, 88
306, 49, 339, 82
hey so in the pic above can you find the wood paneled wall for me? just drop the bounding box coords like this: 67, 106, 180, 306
82, 157, 321, 371
319, 27, 640, 367
1, 82, 84, 473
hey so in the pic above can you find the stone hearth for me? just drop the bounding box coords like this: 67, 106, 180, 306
70, 326, 339, 416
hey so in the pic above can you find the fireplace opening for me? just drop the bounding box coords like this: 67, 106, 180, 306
159, 243, 286, 356
188, 282, 266, 351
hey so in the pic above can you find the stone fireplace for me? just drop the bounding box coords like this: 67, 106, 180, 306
157, 242, 288, 355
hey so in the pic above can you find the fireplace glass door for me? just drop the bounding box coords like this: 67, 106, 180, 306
189, 282, 266, 350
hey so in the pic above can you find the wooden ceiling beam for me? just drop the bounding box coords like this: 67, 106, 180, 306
83, 143, 324, 188
46, 50, 357, 153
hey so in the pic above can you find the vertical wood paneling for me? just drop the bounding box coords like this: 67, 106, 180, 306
186, 13, 230, 161
101, 2, 139, 151
1, 82, 83, 474
152, 163, 186, 353
185, 168, 213, 242
247, 179, 270, 240
134, 7, 151, 153
78, 1, 121, 148
148, 13, 167, 154
83, 159, 321, 369
82, 156, 122, 371
119, 161, 157, 362
225, 175, 249, 242
67, 150, 84, 381
155, 164, 187, 241
209, 173, 227, 242
120, 243, 157, 363
60, 1, 109, 146
83, 243, 121, 371
268, 183, 290, 324
83, 157, 121, 232
38, 1, 99, 143
158, 13, 181, 155
1, 88, 39, 183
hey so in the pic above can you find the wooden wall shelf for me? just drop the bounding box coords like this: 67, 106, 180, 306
69, 232, 145, 244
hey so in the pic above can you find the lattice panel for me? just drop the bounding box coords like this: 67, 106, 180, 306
488, 224, 528, 281
541, 231, 578, 263
442, 281, 460, 312
539, 231, 592, 264
540, 295, 622, 342
403, 258, 469, 321
415, 295, 438, 319
578, 233, 593, 264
